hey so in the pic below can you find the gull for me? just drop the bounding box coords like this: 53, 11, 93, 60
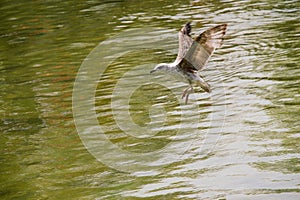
150, 22, 227, 104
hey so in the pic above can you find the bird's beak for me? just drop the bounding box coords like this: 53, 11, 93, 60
150, 69, 156, 74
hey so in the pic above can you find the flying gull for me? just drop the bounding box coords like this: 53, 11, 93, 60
150, 22, 227, 104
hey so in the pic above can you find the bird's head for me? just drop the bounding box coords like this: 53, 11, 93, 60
150, 63, 170, 74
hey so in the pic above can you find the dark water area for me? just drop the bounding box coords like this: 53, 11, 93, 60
1, 0, 299, 199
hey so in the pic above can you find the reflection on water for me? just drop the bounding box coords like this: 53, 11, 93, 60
1, 0, 299, 199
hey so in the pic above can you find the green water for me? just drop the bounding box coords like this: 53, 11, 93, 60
1, 0, 299, 199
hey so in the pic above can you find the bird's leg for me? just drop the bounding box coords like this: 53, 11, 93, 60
182, 86, 191, 99
182, 86, 194, 104
184, 86, 194, 104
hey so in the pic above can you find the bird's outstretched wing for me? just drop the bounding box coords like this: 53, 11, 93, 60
178, 24, 227, 72
174, 22, 194, 64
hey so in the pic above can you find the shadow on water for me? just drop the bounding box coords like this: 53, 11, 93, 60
1, 0, 299, 199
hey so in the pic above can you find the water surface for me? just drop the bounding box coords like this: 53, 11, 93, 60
1, 0, 299, 199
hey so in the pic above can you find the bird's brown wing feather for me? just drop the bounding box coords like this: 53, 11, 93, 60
178, 24, 227, 71
175, 22, 194, 64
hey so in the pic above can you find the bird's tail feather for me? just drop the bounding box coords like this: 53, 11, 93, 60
197, 80, 211, 93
